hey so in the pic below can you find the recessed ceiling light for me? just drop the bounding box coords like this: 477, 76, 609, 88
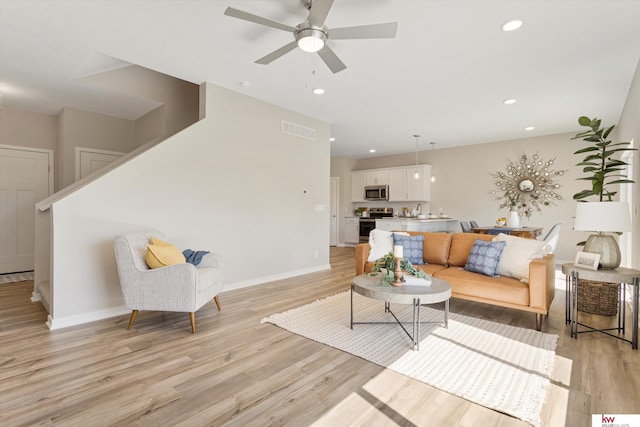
369, 149, 376, 153
329, 137, 335, 142
313, 88, 325, 95
502, 20, 523, 32
525, 126, 535, 131
503, 98, 517, 105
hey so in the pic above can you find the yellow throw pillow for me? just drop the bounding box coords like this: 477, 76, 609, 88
146, 240, 186, 269
150, 236, 173, 247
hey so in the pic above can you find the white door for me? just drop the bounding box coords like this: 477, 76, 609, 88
76, 147, 124, 181
0, 146, 52, 273
330, 177, 339, 246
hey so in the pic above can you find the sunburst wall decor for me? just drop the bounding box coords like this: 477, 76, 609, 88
490, 153, 566, 218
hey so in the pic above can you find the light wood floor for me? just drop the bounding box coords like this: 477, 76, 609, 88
1, 247, 639, 426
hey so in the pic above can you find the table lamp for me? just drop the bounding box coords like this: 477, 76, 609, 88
574, 201, 631, 269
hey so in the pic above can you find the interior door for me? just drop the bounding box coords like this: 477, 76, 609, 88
330, 177, 338, 246
76, 147, 124, 181
0, 146, 52, 273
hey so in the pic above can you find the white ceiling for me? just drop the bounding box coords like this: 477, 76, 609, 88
1, 0, 639, 158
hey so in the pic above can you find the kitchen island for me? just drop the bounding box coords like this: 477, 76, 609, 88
375, 218, 460, 233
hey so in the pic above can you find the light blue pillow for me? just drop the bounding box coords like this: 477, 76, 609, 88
392, 234, 424, 265
464, 240, 506, 277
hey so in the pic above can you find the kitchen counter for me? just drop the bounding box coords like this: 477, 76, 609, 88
375, 218, 460, 233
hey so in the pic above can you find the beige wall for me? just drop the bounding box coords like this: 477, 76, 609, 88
0, 106, 57, 151
81, 65, 200, 139
57, 107, 136, 189
134, 105, 165, 147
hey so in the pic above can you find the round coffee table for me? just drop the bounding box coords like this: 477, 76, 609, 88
351, 273, 452, 351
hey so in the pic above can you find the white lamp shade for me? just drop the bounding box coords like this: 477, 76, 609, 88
574, 201, 631, 232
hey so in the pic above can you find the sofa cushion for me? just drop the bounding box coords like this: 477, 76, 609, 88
392, 233, 424, 264
367, 229, 409, 262
434, 267, 530, 306
464, 240, 506, 277
448, 233, 495, 267
492, 233, 550, 282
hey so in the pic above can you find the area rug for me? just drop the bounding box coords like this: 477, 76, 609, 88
0, 271, 34, 285
261, 291, 558, 427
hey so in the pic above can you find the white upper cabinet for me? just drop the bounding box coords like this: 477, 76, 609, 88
388, 168, 406, 201
351, 165, 430, 202
365, 170, 389, 186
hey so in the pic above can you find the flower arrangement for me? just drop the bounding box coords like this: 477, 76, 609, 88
370, 252, 431, 286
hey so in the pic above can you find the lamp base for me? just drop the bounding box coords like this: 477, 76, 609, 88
584, 233, 621, 270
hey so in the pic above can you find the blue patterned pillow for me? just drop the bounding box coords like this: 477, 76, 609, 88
392, 234, 424, 265
464, 240, 506, 277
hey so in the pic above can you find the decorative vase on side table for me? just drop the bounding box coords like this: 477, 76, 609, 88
506, 206, 520, 228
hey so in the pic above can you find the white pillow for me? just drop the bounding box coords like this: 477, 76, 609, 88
367, 229, 409, 262
492, 233, 551, 283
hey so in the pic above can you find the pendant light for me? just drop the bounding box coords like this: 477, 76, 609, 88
430, 142, 436, 182
413, 134, 420, 180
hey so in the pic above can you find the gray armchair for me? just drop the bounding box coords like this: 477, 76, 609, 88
114, 231, 223, 333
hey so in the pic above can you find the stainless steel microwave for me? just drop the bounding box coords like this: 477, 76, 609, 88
364, 185, 389, 201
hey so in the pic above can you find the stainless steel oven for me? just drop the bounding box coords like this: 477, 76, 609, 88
359, 207, 393, 243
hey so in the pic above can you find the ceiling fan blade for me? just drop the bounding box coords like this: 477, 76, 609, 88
330, 22, 398, 40
224, 7, 297, 33
317, 45, 346, 74
255, 41, 298, 65
308, 0, 334, 27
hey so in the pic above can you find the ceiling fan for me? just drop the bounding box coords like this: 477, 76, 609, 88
224, 0, 398, 73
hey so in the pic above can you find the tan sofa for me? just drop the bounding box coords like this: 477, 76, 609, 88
355, 231, 555, 330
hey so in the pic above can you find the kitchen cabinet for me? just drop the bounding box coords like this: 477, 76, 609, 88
345, 217, 360, 244
351, 165, 431, 202
351, 171, 366, 202
388, 168, 406, 201
388, 165, 431, 201
366, 170, 389, 186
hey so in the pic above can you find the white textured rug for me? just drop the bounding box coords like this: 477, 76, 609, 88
262, 291, 558, 426
0, 271, 34, 284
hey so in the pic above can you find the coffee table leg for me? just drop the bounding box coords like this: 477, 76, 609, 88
350, 285, 354, 330
445, 299, 449, 329
633, 277, 639, 350
413, 298, 420, 351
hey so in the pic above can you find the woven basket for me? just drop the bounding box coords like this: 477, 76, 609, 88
577, 280, 619, 316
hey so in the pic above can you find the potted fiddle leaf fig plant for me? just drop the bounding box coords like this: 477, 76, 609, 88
572, 116, 635, 201
571, 116, 636, 312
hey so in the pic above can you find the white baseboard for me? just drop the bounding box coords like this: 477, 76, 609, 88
223, 264, 331, 293
46, 306, 129, 330
41, 265, 332, 330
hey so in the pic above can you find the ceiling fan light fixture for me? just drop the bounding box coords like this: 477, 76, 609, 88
296, 27, 327, 52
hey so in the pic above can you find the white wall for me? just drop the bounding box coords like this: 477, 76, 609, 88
45, 83, 330, 328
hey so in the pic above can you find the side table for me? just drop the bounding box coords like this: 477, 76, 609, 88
562, 263, 639, 349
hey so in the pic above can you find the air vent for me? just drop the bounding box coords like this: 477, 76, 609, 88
282, 120, 317, 140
